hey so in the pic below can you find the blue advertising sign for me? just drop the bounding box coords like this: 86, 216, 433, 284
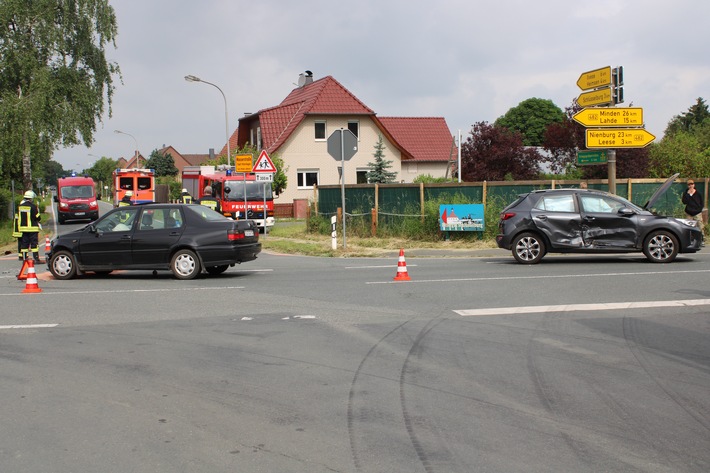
439, 204, 485, 232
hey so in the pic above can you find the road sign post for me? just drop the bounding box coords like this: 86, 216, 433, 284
576, 66, 612, 90
573, 107, 644, 127
327, 129, 358, 249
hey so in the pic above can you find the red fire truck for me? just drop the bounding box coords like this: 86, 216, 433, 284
182, 166, 275, 232
113, 168, 156, 206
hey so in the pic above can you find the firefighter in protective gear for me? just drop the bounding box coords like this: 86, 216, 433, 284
180, 188, 193, 204
118, 190, 133, 223
197, 186, 221, 213
119, 190, 133, 207
17, 190, 41, 261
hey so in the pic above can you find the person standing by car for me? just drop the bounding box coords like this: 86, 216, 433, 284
682, 179, 704, 225
119, 190, 133, 207
180, 188, 193, 204
17, 190, 41, 262
197, 186, 221, 213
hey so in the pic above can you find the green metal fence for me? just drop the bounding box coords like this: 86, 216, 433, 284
316, 178, 706, 218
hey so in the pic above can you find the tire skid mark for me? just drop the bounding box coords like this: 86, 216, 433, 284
347, 320, 410, 472
622, 316, 710, 433
399, 318, 446, 473
526, 314, 596, 466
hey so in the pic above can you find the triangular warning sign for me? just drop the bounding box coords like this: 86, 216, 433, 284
17, 259, 29, 280
252, 150, 277, 173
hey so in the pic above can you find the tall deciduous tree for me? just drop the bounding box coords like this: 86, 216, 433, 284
366, 134, 397, 183
461, 122, 544, 181
664, 97, 710, 136
145, 149, 179, 177
0, 0, 120, 190
495, 98, 564, 146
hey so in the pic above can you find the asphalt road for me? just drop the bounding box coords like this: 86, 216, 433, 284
0, 205, 708, 472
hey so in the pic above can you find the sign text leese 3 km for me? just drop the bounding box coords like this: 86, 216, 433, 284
586, 129, 656, 149
573, 107, 644, 127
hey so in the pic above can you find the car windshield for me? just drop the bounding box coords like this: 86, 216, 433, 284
61, 185, 94, 198
223, 181, 273, 201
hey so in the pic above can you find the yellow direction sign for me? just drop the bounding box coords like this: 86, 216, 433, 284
586, 129, 656, 148
234, 154, 253, 173
577, 66, 612, 90
573, 107, 644, 127
576, 87, 612, 107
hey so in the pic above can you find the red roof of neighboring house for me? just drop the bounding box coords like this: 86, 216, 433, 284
378, 117, 456, 162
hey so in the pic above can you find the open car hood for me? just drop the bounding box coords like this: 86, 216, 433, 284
643, 173, 680, 211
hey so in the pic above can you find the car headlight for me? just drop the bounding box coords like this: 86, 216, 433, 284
676, 218, 700, 227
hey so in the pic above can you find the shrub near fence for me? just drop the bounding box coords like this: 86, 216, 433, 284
314, 178, 708, 239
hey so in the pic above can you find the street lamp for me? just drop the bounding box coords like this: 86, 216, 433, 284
114, 130, 140, 168
185, 74, 231, 168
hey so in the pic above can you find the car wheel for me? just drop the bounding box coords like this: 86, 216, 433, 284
171, 249, 201, 280
205, 265, 229, 275
512, 232, 546, 264
643, 230, 679, 263
50, 250, 77, 280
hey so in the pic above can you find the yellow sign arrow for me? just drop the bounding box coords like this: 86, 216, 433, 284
573, 107, 644, 127
586, 129, 656, 148
577, 66, 612, 90
576, 87, 612, 107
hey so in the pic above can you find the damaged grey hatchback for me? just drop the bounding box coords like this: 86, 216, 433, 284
496, 174, 703, 263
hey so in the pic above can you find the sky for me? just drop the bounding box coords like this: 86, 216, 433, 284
54, 0, 710, 172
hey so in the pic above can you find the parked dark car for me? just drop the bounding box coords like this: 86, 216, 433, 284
496, 174, 703, 264
48, 203, 261, 280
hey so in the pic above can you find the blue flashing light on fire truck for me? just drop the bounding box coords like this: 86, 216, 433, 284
182, 165, 275, 232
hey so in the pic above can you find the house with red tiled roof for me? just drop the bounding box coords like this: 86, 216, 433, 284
117, 147, 212, 174
219, 73, 456, 204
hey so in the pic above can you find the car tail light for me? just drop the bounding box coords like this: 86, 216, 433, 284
500, 212, 516, 221
227, 228, 258, 241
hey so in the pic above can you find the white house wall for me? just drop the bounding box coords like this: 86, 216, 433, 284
277, 116, 402, 204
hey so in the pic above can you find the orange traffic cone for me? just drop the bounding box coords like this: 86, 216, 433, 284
393, 248, 411, 281
45, 236, 51, 254
22, 259, 42, 294
17, 259, 29, 280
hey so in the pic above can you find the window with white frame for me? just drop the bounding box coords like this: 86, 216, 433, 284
347, 120, 359, 139
315, 121, 326, 140
356, 169, 368, 184
297, 169, 319, 189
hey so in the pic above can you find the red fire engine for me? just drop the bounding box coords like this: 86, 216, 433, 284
182, 166, 275, 232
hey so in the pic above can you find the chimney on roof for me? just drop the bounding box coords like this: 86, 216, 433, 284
209, 148, 214, 160
297, 70, 314, 87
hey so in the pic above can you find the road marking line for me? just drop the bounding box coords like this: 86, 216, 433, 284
367, 269, 710, 284
0, 324, 59, 330
346, 264, 418, 269
454, 299, 710, 316
0, 286, 244, 297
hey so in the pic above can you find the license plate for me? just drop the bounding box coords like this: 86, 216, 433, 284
75, 212, 85, 216
244, 230, 254, 237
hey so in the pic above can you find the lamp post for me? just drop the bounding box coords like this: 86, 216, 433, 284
184, 75, 231, 168
114, 130, 139, 168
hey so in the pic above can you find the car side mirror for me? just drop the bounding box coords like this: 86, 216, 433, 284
224, 187, 231, 195
53, 195, 58, 202
618, 207, 635, 216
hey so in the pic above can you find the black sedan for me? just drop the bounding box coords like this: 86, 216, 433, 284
496, 174, 703, 264
48, 203, 261, 280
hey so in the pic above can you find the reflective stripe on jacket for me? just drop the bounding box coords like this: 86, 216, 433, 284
18, 202, 40, 233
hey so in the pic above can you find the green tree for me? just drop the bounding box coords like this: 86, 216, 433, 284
495, 98, 564, 146
648, 131, 710, 178
86, 156, 118, 187
0, 0, 120, 190
366, 134, 397, 183
664, 97, 710, 136
145, 149, 178, 177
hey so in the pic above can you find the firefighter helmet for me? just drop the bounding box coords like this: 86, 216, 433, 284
23, 190, 36, 199
125, 190, 134, 197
